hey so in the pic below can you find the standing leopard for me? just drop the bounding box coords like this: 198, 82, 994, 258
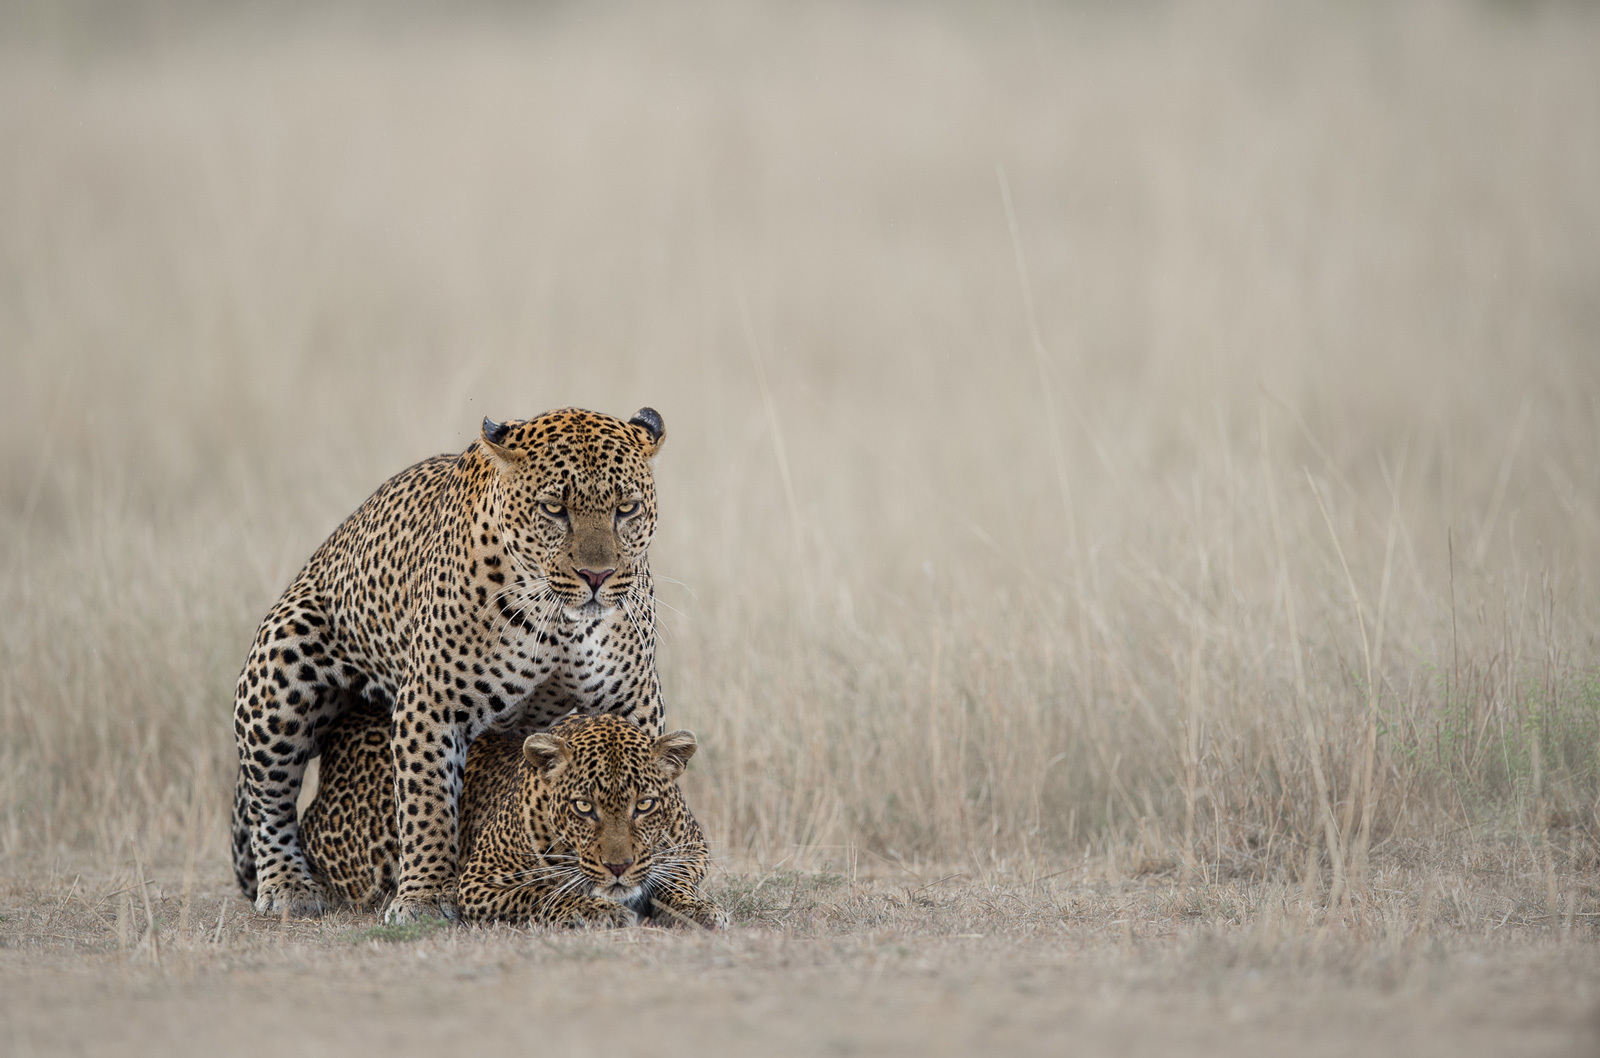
302, 708, 726, 929
232, 407, 669, 923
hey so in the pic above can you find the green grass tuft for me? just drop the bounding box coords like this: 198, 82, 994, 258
352, 918, 450, 944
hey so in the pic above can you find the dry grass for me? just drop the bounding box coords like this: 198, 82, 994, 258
2, 0, 1599, 1051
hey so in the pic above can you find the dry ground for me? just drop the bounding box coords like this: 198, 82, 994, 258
4, 857, 1598, 1057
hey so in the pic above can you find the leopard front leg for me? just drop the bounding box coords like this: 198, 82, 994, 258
541, 893, 639, 929
457, 860, 636, 929
646, 888, 729, 930
384, 691, 468, 924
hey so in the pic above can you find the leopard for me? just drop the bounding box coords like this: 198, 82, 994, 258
301, 708, 726, 929
231, 406, 670, 924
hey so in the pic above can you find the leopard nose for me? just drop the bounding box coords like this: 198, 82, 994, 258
576, 568, 614, 592
604, 859, 634, 878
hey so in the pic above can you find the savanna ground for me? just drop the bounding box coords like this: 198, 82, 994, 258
3, 1, 1600, 1054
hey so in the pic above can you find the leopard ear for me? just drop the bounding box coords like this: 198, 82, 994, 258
480, 417, 523, 472
627, 407, 665, 457
651, 729, 697, 781
523, 733, 570, 776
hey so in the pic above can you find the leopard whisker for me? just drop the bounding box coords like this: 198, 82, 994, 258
498, 543, 565, 626
642, 865, 701, 885
645, 839, 706, 860
623, 578, 658, 618
525, 594, 567, 658
620, 581, 669, 646
532, 871, 594, 917
491, 584, 558, 649
510, 867, 583, 893
501, 860, 585, 896
646, 591, 689, 622
618, 594, 650, 652
491, 862, 581, 885
650, 573, 699, 602
486, 575, 548, 642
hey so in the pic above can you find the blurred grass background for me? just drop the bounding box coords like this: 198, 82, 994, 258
1, 0, 1598, 892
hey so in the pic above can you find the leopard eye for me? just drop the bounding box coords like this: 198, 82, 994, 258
540, 502, 566, 519
572, 799, 594, 816
616, 502, 639, 517
633, 797, 656, 816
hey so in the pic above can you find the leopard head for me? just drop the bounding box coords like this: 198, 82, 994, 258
521, 714, 698, 908
476, 406, 664, 618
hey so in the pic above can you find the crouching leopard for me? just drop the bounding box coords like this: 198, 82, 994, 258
302, 708, 726, 928
231, 407, 670, 924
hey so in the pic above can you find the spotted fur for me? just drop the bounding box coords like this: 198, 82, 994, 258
232, 407, 669, 923
302, 711, 725, 929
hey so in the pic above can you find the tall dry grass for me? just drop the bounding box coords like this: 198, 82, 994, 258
2, 1, 1598, 897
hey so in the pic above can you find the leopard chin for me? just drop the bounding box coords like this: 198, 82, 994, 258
596, 879, 645, 904
617, 886, 653, 918
553, 594, 615, 620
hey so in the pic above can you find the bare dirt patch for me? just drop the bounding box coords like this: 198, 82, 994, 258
4, 859, 1596, 1057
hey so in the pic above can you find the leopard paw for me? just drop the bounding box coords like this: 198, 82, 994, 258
253, 879, 329, 919
385, 893, 460, 925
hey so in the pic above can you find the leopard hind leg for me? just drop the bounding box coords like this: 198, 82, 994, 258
233, 586, 356, 917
